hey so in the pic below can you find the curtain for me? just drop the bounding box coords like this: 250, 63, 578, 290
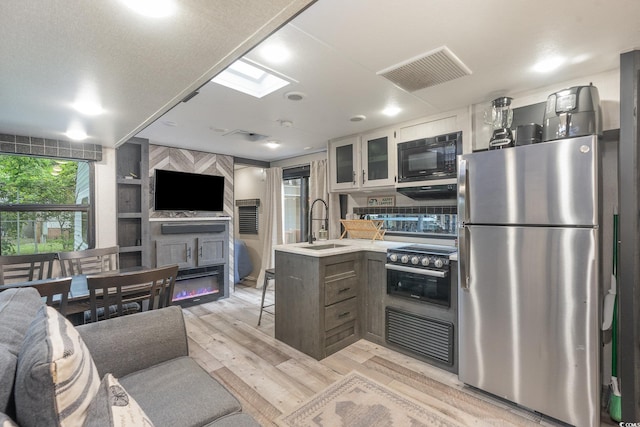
256, 167, 283, 288
310, 160, 341, 240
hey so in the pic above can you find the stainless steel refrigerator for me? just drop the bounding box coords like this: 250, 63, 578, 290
457, 135, 600, 427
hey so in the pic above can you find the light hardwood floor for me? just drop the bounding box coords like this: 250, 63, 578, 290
183, 283, 612, 427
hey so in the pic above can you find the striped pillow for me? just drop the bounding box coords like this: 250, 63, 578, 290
0, 412, 18, 427
83, 374, 154, 427
15, 306, 100, 427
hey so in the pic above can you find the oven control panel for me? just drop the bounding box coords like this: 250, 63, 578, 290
386, 244, 454, 272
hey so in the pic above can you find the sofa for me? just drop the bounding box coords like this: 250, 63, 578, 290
0, 287, 260, 427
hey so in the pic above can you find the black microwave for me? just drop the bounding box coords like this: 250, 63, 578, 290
397, 131, 462, 183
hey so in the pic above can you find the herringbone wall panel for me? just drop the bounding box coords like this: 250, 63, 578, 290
148, 144, 234, 289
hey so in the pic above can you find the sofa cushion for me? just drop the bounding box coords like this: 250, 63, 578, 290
0, 288, 42, 414
120, 356, 241, 427
83, 373, 154, 427
15, 305, 100, 427
0, 412, 18, 427
205, 413, 261, 427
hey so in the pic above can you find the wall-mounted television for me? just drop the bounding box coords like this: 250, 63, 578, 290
154, 169, 225, 212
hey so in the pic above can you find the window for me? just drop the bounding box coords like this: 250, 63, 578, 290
0, 154, 94, 255
283, 165, 310, 243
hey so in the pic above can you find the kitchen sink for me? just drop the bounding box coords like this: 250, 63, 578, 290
302, 243, 347, 250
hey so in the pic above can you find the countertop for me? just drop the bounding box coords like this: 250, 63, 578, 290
275, 239, 458, 261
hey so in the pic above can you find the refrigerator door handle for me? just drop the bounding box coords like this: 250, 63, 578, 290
459, 226, 470, 289
458, 158, 470, 289
457, 158, 469, 223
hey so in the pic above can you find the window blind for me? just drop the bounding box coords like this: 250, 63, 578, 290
236, 199, 260, 234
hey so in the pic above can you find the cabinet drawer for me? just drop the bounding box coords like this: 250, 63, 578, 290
325, 320, 356, 354
325, 297, 357, 331
325, 275, 357, 305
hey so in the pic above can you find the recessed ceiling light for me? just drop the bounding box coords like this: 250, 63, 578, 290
266, 141, 280, 149
304, 146, 312, 150
210, 127, 228, 133
278, 119, 293, 128
72, 82, 104, 116
260, 44, 290, 64
382, 106, 401, 117
65, 128, 88, 141
72, 99, 103, 116
350, 115, 366, 122
532, 56, 565, 73
162, 120, 177, 127
120, 0, 176, 18
284, 91, 306, 101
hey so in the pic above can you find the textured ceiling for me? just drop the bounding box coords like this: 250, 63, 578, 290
138, 0, 640, 161
0, 0, 315, 146
3, 0, 640, 163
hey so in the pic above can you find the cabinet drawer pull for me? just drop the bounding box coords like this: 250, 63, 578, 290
338, 287, 351, 293
338, 311, 350, 318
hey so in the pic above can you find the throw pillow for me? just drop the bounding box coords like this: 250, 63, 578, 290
83, 374, 154, 427
15, 305, 100, 427
0, 288, 43, 414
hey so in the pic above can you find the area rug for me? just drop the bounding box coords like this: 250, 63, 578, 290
278, 372, 461, 427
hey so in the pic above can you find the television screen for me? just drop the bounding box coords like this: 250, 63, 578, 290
154, 169, 225, 212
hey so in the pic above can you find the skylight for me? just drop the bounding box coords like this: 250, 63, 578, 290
212, 59, 291, 98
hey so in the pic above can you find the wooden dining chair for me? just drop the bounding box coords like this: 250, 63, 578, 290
0, 277, 72, 316
85, 264, 179, 323
58, 246, 120, 276
0, 253, 57, 285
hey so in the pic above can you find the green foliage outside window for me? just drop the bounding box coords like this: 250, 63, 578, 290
0, 155, 90, 255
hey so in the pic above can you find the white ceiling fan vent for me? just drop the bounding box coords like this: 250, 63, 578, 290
223, 129, 269, 142
377, 46, 472, 92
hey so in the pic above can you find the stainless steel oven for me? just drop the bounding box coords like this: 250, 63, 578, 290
386, 260, 450, 307
385, 244, 458, 373
397, 131, 462, 183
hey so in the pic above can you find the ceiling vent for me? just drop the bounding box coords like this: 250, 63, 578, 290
377, 46, 472, 92
223, 129, 269, 142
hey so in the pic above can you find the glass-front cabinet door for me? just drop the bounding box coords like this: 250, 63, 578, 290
361, 129, 395, 188
329, 136, 360, 191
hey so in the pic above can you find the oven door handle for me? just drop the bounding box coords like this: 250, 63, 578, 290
385, 264, 447, 278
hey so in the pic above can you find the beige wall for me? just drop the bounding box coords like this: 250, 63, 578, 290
94, 146, 117, 248
233, 166, 267, 281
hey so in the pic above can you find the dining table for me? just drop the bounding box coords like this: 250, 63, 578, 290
0, 266, 153, 320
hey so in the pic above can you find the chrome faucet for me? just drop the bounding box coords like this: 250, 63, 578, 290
308, 198, 328, 244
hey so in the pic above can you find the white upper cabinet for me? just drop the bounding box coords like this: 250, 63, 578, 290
361, 129, 396, 188
328, 135, 360, 191
329, 129, 396, 191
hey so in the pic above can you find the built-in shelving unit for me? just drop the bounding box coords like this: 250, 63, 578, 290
116, 137, 150, 268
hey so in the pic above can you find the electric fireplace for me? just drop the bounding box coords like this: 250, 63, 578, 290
172, 266, 223, 307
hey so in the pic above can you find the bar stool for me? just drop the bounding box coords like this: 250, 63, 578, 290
258, 268, 275, 326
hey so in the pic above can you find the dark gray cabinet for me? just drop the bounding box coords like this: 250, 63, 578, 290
361, 251, 387, 343
275, 251, 360, 360
156, 235, 225, 269
275, 248, 459, 370
116, 138, 149, 268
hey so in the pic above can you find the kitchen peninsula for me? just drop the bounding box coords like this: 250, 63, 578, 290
274, 239, 458, 371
